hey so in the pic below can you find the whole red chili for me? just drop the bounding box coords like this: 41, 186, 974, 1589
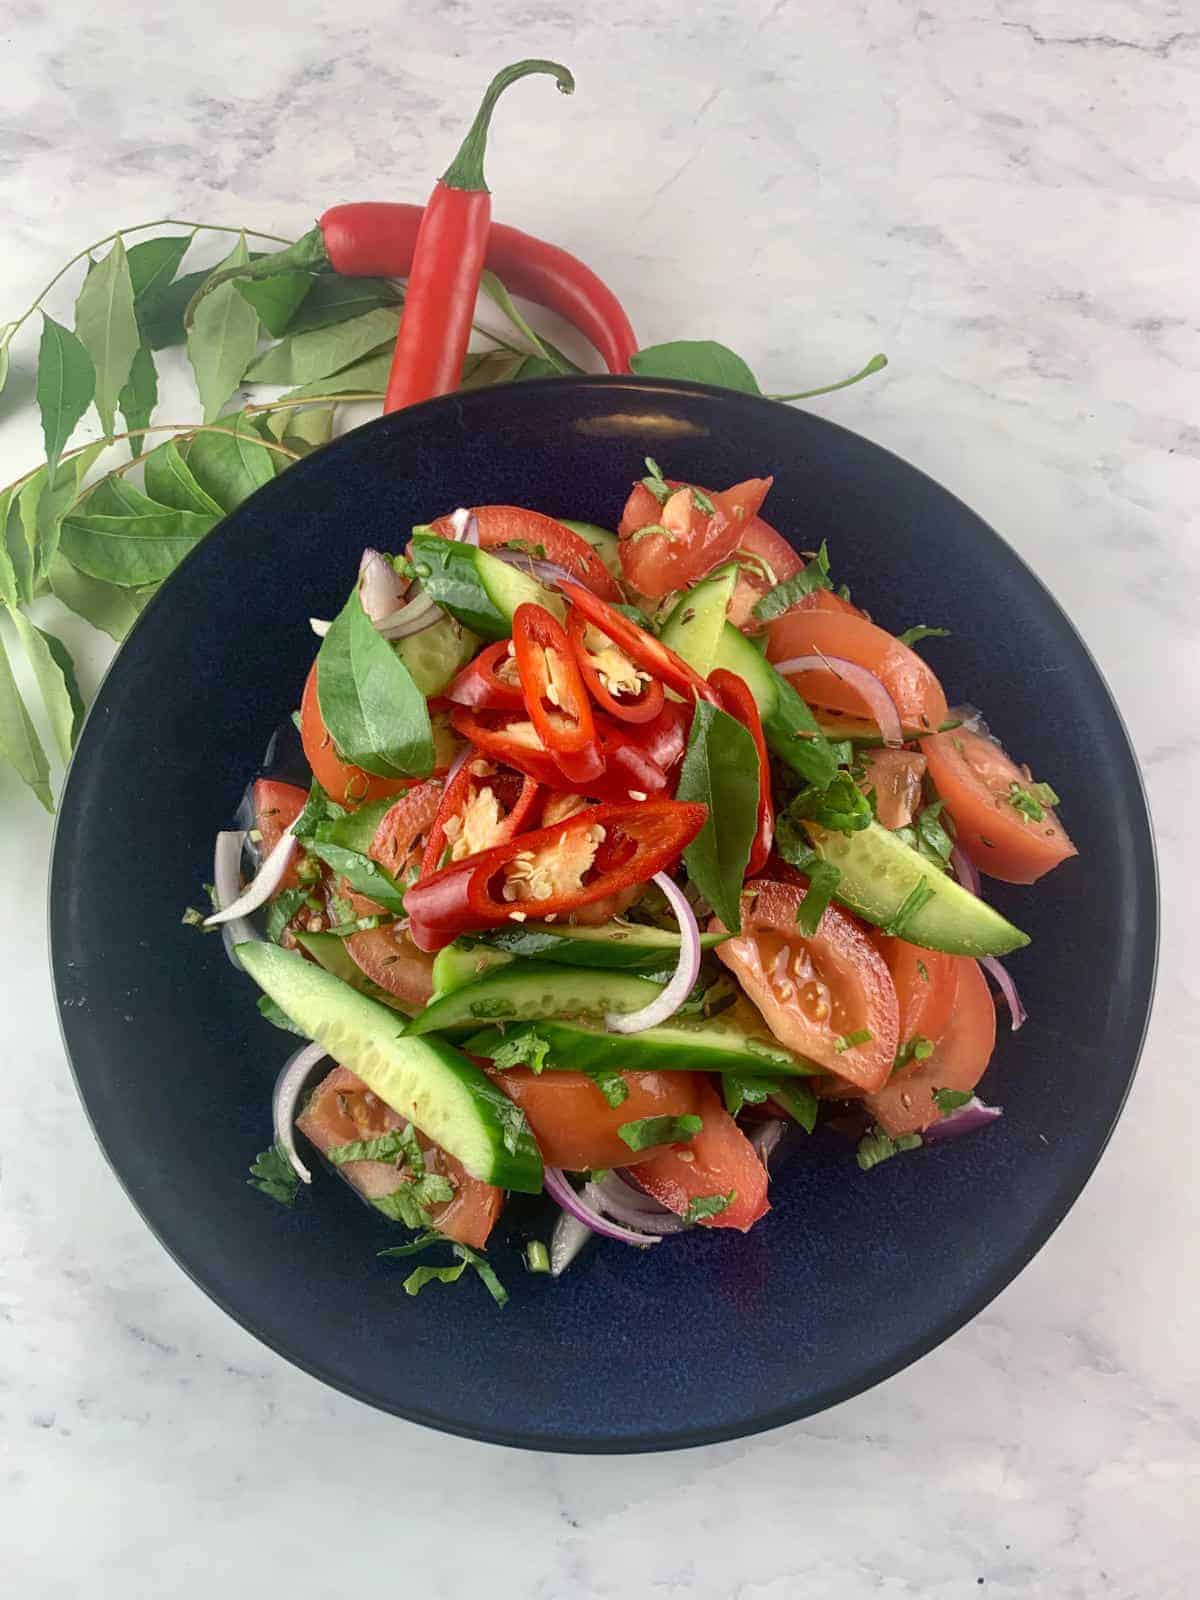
709, 667, 774, 876
383, 60, 573, 411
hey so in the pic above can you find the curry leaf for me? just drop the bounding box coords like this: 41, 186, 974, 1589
286, 275, 401, 334
243, 307, 400, 386
9, 610, 82, 761
59, 502, 215, 587
187, 236, 261, 421
305, 840, 409, 915
142, 439, 223, 516
315, 587, 433, 779
0, 488, 19, 607
0, 326, 12, 397
277, 404, 333, 455
48, 553, 151, 640
118, 343, 158, 456
74, 236, 140, 438
138, 266, 211, 350
630, 340, 762, 395
36, 315, 95, 471
127, 234, 193, 302
0, 626, 53, 811
479, 272, 581, 373
676, 700, 760, 931
281, 348, 394, 401
235, 270, 313, 338
185, 415, 276, 513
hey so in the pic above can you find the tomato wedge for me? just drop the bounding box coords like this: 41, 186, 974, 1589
297, 1065, 500, 1247
343, 924, 436, 1010
426, 504, 622, 601
300, 661, 411, 809
511, 603, 603, 784
632, 1082, 769, 1231
714, 879, 899, 1091
920, 727, 1076, 885
405, 799, 708, 952
421, 756, 540, 877
494, 1068, 705, 1171
567, 606, 665, 724
557, 577, 719, 706
766, 610, 949, 734
617, 476, 773, 598
709, 667, 772, 875
368, 780, 443, 879
444, 639, 525, 712
863, 958, 996, 1137
814, 938, 958, 1099
858, 749, 927, 831
253, 779, 306, 893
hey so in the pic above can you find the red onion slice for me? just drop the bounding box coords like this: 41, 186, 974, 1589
604, 872, 702, 1033
494, 549, 575, 589
309, 617, 331, 638
588, 1173, 687, 1235
447, 507, 480, 547
272, 1041, 328, 1183
543, 1166, 663, 1256
949, 844, 981, 896
358, 548, 408, 623
550, 1211, 592, 1276
773, 653, 904, 747
205, 826, 298, 927
979, 956, 1027, 1030
923, 1096, 1003, 1141
749, 1117, 788, 1170
211, 829, 261, 965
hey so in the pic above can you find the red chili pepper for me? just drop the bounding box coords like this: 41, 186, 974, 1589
406, 799, 708, 951
511, 603, 603, 785
444, 639, 525, 712
382, 61, 573, 413
566, 606, 665, 724
421, 753, 541, 879
425, 505, 622, 602
709, 667, 773, 876
555, 578, 721, 708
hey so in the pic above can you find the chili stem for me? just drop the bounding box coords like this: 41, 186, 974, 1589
769, 353, 888, 402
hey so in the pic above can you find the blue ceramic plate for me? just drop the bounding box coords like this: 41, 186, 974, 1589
50, 379, 1156, 1452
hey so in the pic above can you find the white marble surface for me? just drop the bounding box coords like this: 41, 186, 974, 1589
2, 1, 1197, 1594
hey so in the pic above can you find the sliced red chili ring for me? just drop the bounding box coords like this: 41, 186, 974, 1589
406, 799, 709, 951
566, 605, 666, 724
421, 750, 542, 878
709, 666, 773, 877
444, 639, 525, 712
511, 602, 604, 785
554, 578, 720, 708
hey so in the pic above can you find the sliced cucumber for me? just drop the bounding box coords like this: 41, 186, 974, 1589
431, 940, 515, 996
465, 1001, 820, 1078
396, 614, 479, 695
560, 519, 621, 579
406, 962, 660, 1035
410, 534, 564, 639
486, 920, 727, 970
236, 943, 543, 1191
658, 563, 739, 679
711, 622, 838, 787
295, 931, 413, 1014
808, 821, 1030, 956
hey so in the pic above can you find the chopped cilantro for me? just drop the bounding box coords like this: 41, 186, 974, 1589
690, 485, 716, 515
916, 960, 930, 982
256, 994, 308, 1037
684, 1192, 734, 1225
491, 1026, 552, 1074
752, 541, 834, 622
327, 1128, 412, 1166
834, 1028, 873, 1053
933, 1087, 973, 1113
248, 1143, 300, 1206
373, 1174, 454, 1229
587, 1066, 630, 1109
895, 800, 955, 869
734, 548, 776, 586
1009, 781, 1059, 823
290, 778, 346, 843
772, 1079, 819, 1133
641, 456, 670, 504
376, 1229, 442, 1257
794, 857, 841, 935
893, 1035, 935, 1075
391, 553, 415, 581
881, 879, 936, 937
618, 1113, 703, 1153
779, 772, 873, 838
722, 1074, 775, 1117
495, 1099, 530, 1158
856, 1127, 922, 1172
181, 906, 206, 928
628, 522, 673, 544
897, 624, 951, 647
525, 1240, 551, 1274
382, 1235, 508, 1306
266, 886, 308, 944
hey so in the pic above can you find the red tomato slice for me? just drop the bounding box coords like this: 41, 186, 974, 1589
253, 779, 306, 893
632, 1082, 769, 1231
618, 477, 773, 597
767, 610, 949, 733
343, 925, 435, 1010
368, 780, 443, 879
863, 958, 996, 1137
300, 661, 411, 809
714, 879, 899, 1091
920, 727, 1076, 885
296, 1065, 501, 1247
427, 505, 623, 601
858, 749, 927, 831
494, 1068, 704, 1171
814, 938, 958, 1100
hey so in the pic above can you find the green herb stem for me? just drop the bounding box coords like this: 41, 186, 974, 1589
769, 353, 888, 403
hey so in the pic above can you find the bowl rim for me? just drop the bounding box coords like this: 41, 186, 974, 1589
47, 374, 1160, 1452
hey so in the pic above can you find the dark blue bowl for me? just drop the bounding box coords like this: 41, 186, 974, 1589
49, 378, 1156, 1452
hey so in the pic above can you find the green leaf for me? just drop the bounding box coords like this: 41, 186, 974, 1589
290, 777, 346, 841
138, 266, 211, 350
0, 488, 19, 607
118, 343, 158, 456
265, 886, 308, 945
47, 553, 150, 640
306, 839, 408, 914
127, 235, 193, 300
897, 624, 950, 648
279, 404, 333, 455
243, 307, 400, 387
491, 1026, 552, 1073
187, 236, 261, 421
722, 1073, 774, 1117
235, 270, 313, 338
248, 1142, 300, 1206
257, 993, 308, 1037
74, 236, 140, 439
630, 340, 762, 395
793, 857, 841, 936
0, 625, 52, 811
456, 349, 523, 390
780, 772, 873, 838
0, 326, 12, 397
142, 439, 224, 516
286, 275, 401, 335
933, 1087, 972, 1114
327, 1127, 411, 1165
511, 355, 566, 382
683, 1192, 733, 1225
36, 315, 95, 472
14, 453, 96, 603
315, 587, 433, 778
771, 1078, 819, 1133
9, 610, 82, 761
856, 1127, 922, 1172
185, 415, 277, 513
752, 542, 834, 623
586, 1066, 630, 1108
617, 1113, 703, 1153
479, 272, 581, 373
676, 700, 760, 931
281, 348, 394, 401
59, 501, 215, 586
